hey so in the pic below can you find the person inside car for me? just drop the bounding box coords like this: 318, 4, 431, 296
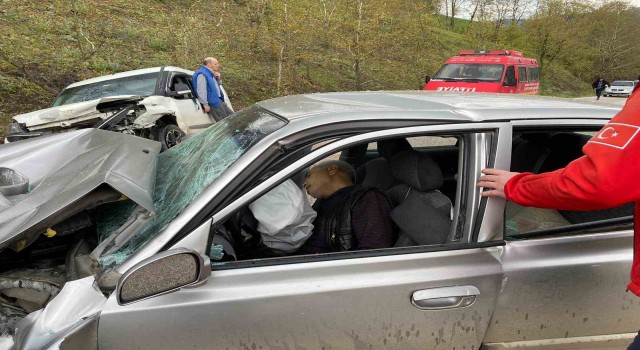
297, 160, 394, 254
462, 66, 480, 79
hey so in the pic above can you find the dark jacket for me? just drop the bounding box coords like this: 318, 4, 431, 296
299, 185, 394, 253
327, 186, 378, 251
592, 79, 610, 90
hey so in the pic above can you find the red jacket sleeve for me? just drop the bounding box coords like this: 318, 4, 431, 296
505, 89, 640, 210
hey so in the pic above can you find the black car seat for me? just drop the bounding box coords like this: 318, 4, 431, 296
538, 132, 591, 173
386, 150, 452, 247
510, 133, 552, 173
340, 143, 368, 171
356, 138, 412, 191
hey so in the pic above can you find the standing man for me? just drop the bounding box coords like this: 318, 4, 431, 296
193, 57, 232, 121
592, 76, 610, 100
478, 88, 640, 349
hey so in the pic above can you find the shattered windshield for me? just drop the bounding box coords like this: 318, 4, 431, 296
99, 106, 286, 268
52, 73, 159, 106
433, 64, 504, 82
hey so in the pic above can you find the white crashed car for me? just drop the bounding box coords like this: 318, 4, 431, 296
603, 80, 636, 97
5, 67, 233, 150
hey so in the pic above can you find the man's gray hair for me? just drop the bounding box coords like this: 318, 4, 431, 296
203, 57, 214, 65
312, 160, 356, 182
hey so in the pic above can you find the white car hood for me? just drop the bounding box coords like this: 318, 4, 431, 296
0, 129, 161, 251
12, 96, 140, 128
610, 86, 634, 90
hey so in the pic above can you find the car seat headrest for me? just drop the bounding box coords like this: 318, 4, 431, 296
389, 150, 443, 192
521, 132, 552, 145
377, 138, 412, 160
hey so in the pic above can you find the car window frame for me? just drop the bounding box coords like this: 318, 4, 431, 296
205, 122, 505, 270
504, 119, 634, 240
113, 107, 290, 274
166, 72, 196, 97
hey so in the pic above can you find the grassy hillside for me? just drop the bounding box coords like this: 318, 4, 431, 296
0, 0, 598, 137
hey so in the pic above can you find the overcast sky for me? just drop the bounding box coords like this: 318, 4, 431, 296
451, 0, 638, 20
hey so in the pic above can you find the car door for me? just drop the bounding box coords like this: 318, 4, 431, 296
502, 66, 517, 93
97, 123, 510, 350
481, 120, 640, 349
516, 66, 528, 94
166, 73, 214, 134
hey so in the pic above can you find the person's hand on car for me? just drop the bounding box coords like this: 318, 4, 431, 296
204, 104, 211, 113
477, 168, 520, 198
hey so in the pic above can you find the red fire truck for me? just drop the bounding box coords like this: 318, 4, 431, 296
424, 50, 540, 94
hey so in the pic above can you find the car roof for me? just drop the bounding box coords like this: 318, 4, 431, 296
257, 91, 620, 124
65, 66, 193, 88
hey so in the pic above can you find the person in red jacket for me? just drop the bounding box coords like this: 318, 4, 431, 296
478, 87, 640, 349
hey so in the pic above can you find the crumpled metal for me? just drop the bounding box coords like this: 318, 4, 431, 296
0, 129, 160, 251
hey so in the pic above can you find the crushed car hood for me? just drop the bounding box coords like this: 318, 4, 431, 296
0, 129, 160, 251
11, 96, 141, 128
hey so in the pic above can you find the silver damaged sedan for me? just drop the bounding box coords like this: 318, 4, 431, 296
0, 92, 637, 350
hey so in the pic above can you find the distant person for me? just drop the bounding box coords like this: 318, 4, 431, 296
462, 66, 480, 78
487, 67, 503, 80
591, 77, 610, 100
193, 57, 232, 121
297, 160, 394, 254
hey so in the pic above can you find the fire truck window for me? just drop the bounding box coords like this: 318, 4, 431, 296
527, 67, 540, 82
518, 67, 528, 82
504, 66, 517, 86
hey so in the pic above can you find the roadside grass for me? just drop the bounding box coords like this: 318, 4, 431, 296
0, 0, 601, 137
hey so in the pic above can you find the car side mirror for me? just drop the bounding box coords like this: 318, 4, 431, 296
169, 82, 193, 99
116, 248, 209, 306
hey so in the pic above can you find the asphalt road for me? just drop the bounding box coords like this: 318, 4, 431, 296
574, 95, 629, 107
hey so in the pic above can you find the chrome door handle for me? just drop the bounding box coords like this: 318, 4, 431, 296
411, 285, 480, 310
